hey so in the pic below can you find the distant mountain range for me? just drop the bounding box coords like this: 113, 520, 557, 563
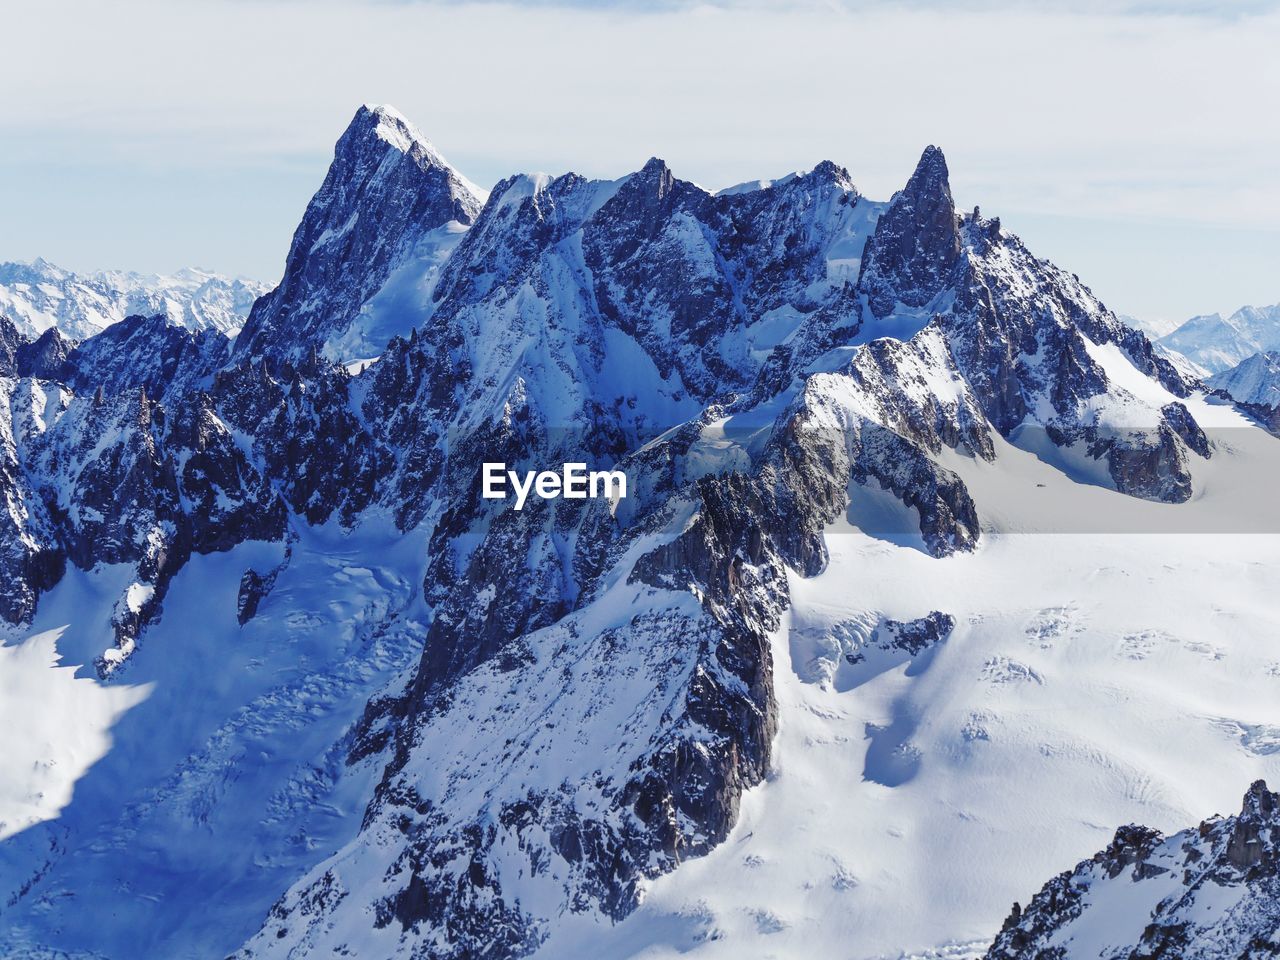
1124, 305, 1280, 436
1129, 303, 1280, 376
0, 258, 268, 340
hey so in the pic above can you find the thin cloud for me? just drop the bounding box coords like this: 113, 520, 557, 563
1, 0, 1277, 319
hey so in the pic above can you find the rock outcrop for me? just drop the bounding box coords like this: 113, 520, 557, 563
987, 781, 1280, 959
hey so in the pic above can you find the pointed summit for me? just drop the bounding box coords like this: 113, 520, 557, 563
587, 156, 685, 257
15, 325, 74, 380
809, 159, 855, 188
913, 144, 949, 181
341, 104, 484, 197
343, 104, 427, 153
630, 157, 677, 204
234, 105, 485, 363
638, 155, 673, 179
859, 144, 961, 319
334, 105, 487, 200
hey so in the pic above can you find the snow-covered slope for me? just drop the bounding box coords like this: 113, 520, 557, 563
1, 106, 1277, 960
987, 781, 1280, 958
1209, 349, 1280, 409
0, 522, 431, 957
0, 258, 267, 339
1208, 350, 1280, 435
1156, 302, 1280, 375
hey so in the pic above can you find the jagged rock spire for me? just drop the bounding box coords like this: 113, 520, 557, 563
859, 144, 962, 319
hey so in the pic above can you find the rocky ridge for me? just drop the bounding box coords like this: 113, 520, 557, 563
986, 781, 1280, 959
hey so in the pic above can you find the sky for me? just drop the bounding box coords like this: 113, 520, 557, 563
1, 0, 1277, 326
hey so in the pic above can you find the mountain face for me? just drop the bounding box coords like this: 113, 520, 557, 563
1209, 350, 1280, 433
1, 106, 1277, 960
0, 258, 267, 339
987, 782, 1280, 959
1157, 303, 1280, 375
234, 104, 484, 366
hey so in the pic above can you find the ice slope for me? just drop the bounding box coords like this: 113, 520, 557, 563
0, 519, 431, 959
1209, 349, 1280, 409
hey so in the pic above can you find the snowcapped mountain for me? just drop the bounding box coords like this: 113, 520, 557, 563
1155, 302, 1280, 376
0, 258, 268, 339
1, 105, 1278, 960
234, 104, 485, 366
987, 781, 1280, 958
1208, 350, 1280, 434
1119, 313, 1182, 339
1210, 350, 1280, 408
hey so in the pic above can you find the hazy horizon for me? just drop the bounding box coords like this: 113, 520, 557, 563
2, 0, 1278, 326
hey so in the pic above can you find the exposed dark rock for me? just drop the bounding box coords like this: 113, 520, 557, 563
15, 326, 74, 380
0, 314, 22, 375
62, 312, 230, 401
236, 537, 293, 626
235, 104, 483, 365
882, 611, 955, 656
1106, 421, 1195, 504
986, 782, 1280, 959
1161, 401, 1211, 458
860, 145, 962, 319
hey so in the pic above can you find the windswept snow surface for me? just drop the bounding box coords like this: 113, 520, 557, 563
0, 520, 431, 959
541, 532, 1280, 957
0, 625, 147, 843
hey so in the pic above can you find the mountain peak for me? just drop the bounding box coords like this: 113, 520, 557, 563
637, 156, 676, 194
234, 105, 485, 363
810, 159, 852, 184
916, 143, 947, 171
904, 144, 952, 208
1241, 779, 1277, 820
859, 143, 961, 318
360, 102, 406, 122
340, 103, 448, 169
